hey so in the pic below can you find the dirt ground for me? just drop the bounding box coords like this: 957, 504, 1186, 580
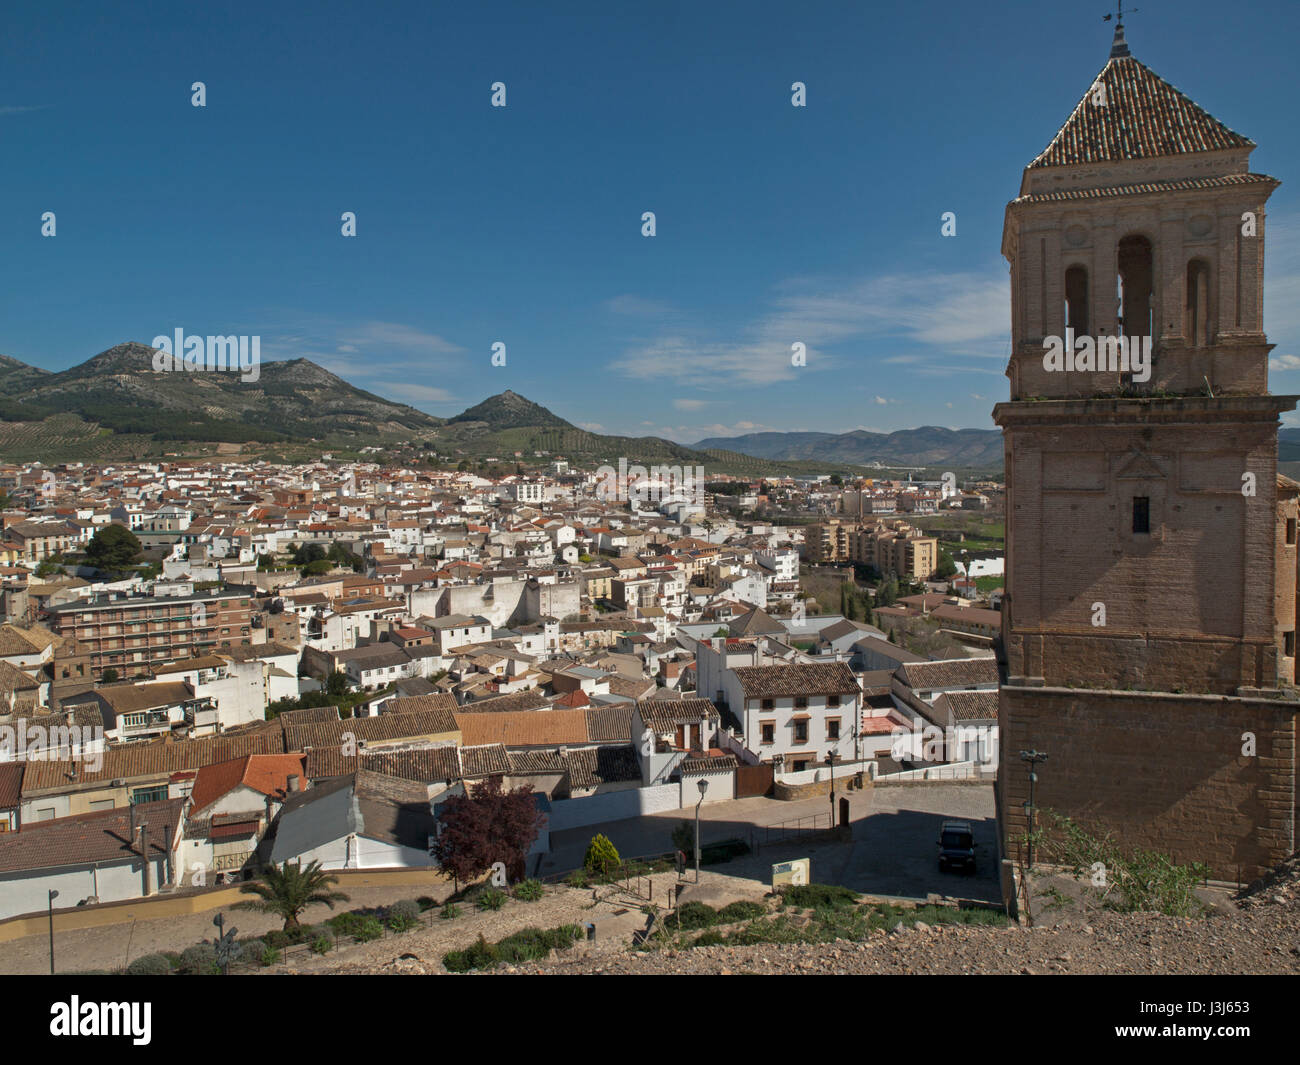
0, 881, 452, 975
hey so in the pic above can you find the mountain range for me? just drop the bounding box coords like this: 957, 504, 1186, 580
690, 427, 1005, 467
0, 341, 1202, 473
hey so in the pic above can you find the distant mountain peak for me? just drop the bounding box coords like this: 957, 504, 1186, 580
448, 390, 572, 430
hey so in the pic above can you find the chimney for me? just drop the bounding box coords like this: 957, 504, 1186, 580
287, 774, 300, 793
138, 822, 152, 896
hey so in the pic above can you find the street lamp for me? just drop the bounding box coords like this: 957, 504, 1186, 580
826, 750, 838, 826
1019, 749, 1049, 865
47, 889, 59, 974
694, 778, 709, 883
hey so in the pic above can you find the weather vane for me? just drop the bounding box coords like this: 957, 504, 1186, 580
1103, 1, 1137, 25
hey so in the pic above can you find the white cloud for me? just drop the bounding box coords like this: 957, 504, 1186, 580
673, 398, 710, 410
577, 421, 605, 431
338, 321, 463, 355
607, 267, 1010, 388
654, 420, 774, 442
1270, 354, 1300, 371
375, 383, 457, 404
873, 395, 889, 405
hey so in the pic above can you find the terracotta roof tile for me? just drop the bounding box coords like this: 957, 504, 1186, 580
453, 708, 590, 748
459, 743, 511, 777
1030, 55, 1253, 169
0, 798, 185, 874
20, 723, 286, 794
189, 753, 307, 813
731, 663, 859, 699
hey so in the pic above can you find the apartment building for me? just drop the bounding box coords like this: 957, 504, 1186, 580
805, 520, 851, 564
45, 590, 253, 680
848, 520, 938, 579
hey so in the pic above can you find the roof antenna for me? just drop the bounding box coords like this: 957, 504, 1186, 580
1103, 1, 1136, 58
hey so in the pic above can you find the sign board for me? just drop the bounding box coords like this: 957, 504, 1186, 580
771, 857, 810, 890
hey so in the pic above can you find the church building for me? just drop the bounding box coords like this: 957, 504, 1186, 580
995, 17, 1299, 881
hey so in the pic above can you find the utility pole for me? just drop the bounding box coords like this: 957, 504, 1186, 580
826, 750, 838, 826
47, 890, 59, 974
694, 779, 709, 883
1019, 749, 1049, 865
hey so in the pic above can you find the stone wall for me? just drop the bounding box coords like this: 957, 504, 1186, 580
999, 684, 1297, 881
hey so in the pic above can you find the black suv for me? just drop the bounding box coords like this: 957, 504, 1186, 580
937, 820, 976, 874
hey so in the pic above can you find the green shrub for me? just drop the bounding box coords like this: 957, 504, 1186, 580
694, 930, 727, 947
563, 869, 590, 889
780, 883, 859, 910
393, 899, 421, 917
238, 939, 267, 966
263, 928, 291, 949
327, 912, 364, 935
701, 839, 751, 865
310, 935, 333, 955
261, 944, 281, 965
444, 935, 498, 973
439, 902, 461, 920
178, 943, 218, 975
283, 923, 314, 945
717, 900, 766, 923
352, 916, 384, 942
475, 887, 507, 911
583, 833, 621, 878
161, 952, 182, 968
444, 925, 583, 972
674, 901, 717, 930
387, 899, 421, 932
126, 953, 171, 976
513, 878, 544, 902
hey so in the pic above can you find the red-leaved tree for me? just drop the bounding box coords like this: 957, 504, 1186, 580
432, 777, 542, 884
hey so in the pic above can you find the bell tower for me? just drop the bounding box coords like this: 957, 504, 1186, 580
994, 19, 1299, 881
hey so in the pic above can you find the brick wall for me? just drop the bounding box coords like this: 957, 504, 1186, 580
999, 684, 1297, 881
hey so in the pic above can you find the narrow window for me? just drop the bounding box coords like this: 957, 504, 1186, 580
1186, 260, 1211, 347
1117, 235, 1154, 340
1285, 630, 1296, 657
1065, 265, 1089, 336
1133, 496, 1150, 535
1287, 518, 1296, 546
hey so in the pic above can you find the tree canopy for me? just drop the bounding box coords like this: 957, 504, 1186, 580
85, 523, 142, 572
234, 860, 349, 930
431, 777, 541, 884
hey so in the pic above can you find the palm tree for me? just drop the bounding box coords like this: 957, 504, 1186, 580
234, 860, 350, 930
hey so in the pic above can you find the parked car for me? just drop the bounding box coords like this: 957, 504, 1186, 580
937, 819, 976, 873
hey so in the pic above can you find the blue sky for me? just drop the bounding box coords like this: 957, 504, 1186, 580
2, 0, 1298, 441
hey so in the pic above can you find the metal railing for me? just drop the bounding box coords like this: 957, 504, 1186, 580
752, 812, 833, 850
